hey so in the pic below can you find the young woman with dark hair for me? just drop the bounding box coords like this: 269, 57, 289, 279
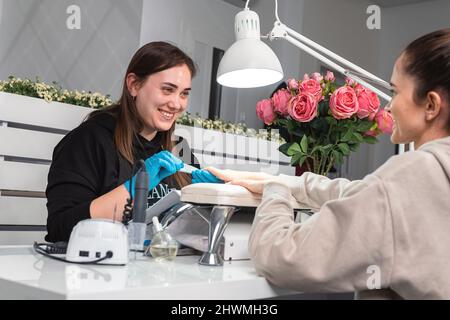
45, 42, 218, 242
206, 29, 450, 299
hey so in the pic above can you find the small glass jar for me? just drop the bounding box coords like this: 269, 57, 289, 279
146, 216, 178, 261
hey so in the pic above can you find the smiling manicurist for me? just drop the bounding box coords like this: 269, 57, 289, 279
45, 42, 221, 243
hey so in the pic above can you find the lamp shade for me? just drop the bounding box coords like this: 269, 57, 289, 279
217, 39, 283, 88
217, 8, 283, 88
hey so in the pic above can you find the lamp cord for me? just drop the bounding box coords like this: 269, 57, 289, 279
245, 0, 280, 22
33, 242, 115, 265
274, 0, 280, 22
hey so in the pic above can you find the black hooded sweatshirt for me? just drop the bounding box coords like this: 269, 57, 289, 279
45, 111, 199, 242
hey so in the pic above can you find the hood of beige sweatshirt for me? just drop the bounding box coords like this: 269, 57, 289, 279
418, 136, 450, 182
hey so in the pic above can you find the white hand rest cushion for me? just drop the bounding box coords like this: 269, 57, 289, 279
180, 183, 309, 209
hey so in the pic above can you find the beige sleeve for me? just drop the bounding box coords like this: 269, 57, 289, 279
248, 178, 394, 293
275, 172, 367, 209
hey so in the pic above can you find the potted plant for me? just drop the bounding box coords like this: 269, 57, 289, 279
256, 71, 394, 176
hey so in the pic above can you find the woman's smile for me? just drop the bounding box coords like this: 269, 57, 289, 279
158, 108, 176, 121
131, 64, 192, 137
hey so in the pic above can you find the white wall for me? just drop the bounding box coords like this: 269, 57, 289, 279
0, 0, 3, 27
379, 0, 450, 81
0, 0, 143, 100
300, 0, 381, 76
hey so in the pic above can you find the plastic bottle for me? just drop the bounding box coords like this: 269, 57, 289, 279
148, 216, 178, 261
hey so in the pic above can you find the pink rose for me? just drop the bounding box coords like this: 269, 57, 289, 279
288, 92, 318, 122
375, 109, 394, 134
256, 99, 276, 125
299, 78, 324, 102
271, 89, 291, 116
345, 77, 356, 86
303, 73, 310, 81
325, 71, 335, 82
364, 129, 378, 137
329, 86, 359, 119
354, 84, 364, 95
356, 87, 380, 119
287, 78, 299, 90
312, 72, 323, 82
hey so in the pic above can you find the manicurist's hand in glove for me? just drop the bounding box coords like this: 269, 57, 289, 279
124, 151, 184, 197
191, 169, 224, 184
90, 150, 184, 220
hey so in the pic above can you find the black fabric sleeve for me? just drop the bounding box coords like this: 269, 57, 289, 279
45, 123, 113, 242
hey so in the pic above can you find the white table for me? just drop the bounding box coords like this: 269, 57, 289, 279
0, 245, 298, 300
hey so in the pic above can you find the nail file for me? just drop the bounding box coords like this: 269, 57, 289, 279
179, 163, 198, 174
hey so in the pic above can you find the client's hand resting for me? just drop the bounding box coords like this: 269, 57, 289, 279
229, 179, 273, 194
204, 167, 276, 194
204, 167, 273, 183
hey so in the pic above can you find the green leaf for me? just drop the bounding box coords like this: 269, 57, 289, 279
286, 120, 298, 133
292, 127, 305, 137
332, 150, 344, 165
318, 102, 329, 117
341, 129, 354, 142
330, 132, 340, 143
311, 146, 322, 154
287, 143, 302, 156
349, 143, 359, 152
300, 135, 308, 153
352, 132, 364, 142
357, 120, 375, 132
338, 143, 350, 156
276, 119, 288, 127
322, 144, 333, 152
326, 117, 338, 126
363, 136, 378, 144
290, 152, 303, 166
278, 142, 292, 156
298, 155, 308, 166
310, 118, 329, 134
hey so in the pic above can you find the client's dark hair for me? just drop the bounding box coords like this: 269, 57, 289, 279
402, 28, 450, 129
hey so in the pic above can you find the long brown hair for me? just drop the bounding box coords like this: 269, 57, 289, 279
402, 28, 450, 129
90, 41, 196, 188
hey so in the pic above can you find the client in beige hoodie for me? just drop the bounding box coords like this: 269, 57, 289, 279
206, 29, 450, 299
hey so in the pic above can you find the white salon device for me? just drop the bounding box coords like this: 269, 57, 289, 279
66, 219, 129, 265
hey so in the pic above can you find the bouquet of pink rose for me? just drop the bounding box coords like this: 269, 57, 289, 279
256, 71, 393, 176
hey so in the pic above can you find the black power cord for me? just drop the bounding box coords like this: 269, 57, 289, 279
122, 197, 133, 226
38, 241, 68, 254
33, 242, 116, 265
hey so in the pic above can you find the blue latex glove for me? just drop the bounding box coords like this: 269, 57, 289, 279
125, 150, 184, 197
191, 169, 224, 184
